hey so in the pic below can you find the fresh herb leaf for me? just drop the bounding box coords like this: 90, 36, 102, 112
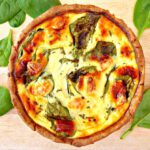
18, 0, 61, 18
133, 0, 150, 38
9, 10, 26, 28
0, 0, 21, 24
0, 86, 13, 116
121, 89, 150, 139
0, 30, 12, 66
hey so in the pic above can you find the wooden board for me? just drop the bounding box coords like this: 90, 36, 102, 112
0, 0, 150, 149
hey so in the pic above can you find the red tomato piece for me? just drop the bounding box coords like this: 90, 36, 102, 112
56, 119, 75, 136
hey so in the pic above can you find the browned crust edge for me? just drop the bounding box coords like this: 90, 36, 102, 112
8, 4, 145, 147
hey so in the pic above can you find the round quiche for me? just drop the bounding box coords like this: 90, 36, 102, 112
9, 5, 145, 146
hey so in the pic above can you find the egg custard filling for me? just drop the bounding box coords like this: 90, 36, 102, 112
14, 12, 139, 138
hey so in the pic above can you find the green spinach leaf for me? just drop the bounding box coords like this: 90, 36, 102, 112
0, 0, 61, 27
0, 0, 21, 24
121, 89, 150, 139
18, 0, 61, 18
46, 101, 72, 120
9, 10, 26, 27
133, 0, 150, 38
138, 113, 150, 129
0, 30, 12, 66
0, 86, 13, 116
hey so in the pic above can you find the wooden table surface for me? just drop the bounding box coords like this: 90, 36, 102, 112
0, 0, 150, 150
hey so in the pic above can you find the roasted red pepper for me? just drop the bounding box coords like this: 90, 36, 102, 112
55, 119, 75, 136
116, 66, 138, 79
111, 81, 126, 100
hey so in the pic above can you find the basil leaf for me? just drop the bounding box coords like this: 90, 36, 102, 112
9, 10, 26, 28
0, 30, 12, 66
18, 0, 61, 18
133, 0, 150, 38
121, 89, 150, 139
0, 0, 21, 24
0, 86, 13, 116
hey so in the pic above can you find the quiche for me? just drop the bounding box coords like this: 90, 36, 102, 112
9, 5, 145, 146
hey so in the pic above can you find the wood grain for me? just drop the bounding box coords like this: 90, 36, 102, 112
0, 0, 150, 150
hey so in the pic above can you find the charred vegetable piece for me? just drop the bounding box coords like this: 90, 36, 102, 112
68, 66, 97, 83
116, 66, 138, 80
15, 60, 29, 78
116, 75, 134, 99
85, 41, 116, 60
110, 75, 134, 104
27, 61, 42, 76
70, 13, 100, 57
111, 80, 127, 102
26, 49, 49, 82
59, 58, 79, 64
46, 101, 72, 120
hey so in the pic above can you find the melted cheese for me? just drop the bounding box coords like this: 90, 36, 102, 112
15, 12, 139, 138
